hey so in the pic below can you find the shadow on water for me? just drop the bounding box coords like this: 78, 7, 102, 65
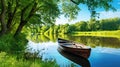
57, 47, 91, 67
26, 34, 120, 67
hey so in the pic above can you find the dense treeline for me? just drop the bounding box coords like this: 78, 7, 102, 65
24, 17, 120, 35
65, 17, 120, 33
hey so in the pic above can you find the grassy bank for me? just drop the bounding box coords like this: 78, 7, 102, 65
0, 52, 58, 67
0, 34, 59, 67
72, 30, 120, 38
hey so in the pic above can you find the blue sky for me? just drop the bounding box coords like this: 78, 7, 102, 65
55, 0, 120, 25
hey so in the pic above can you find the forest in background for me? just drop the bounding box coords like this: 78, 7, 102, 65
23, 17, 120, 35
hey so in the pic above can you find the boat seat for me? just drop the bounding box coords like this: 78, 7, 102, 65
61, 43, 73, 45
76, 46, 82, 48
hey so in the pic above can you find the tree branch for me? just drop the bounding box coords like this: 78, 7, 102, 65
25, 1, 37, 21
70, 0, 79, 5
20, 2, 33, 22
7, 0, 19, 30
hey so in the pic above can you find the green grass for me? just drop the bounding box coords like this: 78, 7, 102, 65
0, 52, 59, 67
72, 30, 120, 38
0, 34, 59, 67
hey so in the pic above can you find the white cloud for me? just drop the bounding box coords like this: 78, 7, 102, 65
55, 12, 90, 25
99, 10, 120, 19
55, 9, 120, 25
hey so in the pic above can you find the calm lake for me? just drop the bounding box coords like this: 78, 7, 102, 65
26, 35, 120, 67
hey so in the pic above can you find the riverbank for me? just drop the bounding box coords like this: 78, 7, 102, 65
72, 30, 120, 38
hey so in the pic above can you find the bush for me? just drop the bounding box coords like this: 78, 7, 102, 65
0, 33, 28, 53
0, 34, 13, 51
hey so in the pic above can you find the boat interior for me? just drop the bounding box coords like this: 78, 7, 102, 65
60, 43, 88, 49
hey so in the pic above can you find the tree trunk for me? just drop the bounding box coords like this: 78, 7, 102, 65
14, 21, 27, 37
7, 0, 18, 31
14, 1, 37, 37
0, 14, 7, 34
0, 0, 7, 35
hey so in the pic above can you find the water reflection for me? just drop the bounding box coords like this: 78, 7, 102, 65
89, 47, 120, 67
27, 41, 84, 67
28, 34, 120, 48
58, 47, 90, 67
26, 34, 120, 67
27, 40, 120, 67
27, 34, 58, 43
67, 36, 120, 48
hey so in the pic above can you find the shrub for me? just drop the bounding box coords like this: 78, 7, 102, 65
0, 33, 28, 53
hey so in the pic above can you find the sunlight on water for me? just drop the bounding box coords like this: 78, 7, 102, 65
89, 47, 120, 67
26, 36, 120, 67
93, 47, 120, 55
27, 41, 81, 67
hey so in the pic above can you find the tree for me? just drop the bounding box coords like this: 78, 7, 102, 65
0, 0, 116, 37
0, 0, 60, 36
75, 21, 88, 31
67, 24, 76, 33
0, 0, 7, 34
70, 0, 116, 19
100, 18, 120, 30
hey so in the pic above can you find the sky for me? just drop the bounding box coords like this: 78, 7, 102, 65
55, 0, 120, 25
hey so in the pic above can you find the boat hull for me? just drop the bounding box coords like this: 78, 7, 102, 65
58, 38, 91, 58
57, 47, 91, 67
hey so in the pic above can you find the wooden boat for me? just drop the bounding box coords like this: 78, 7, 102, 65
58, 38, 91, 58
58, 47, 90, 67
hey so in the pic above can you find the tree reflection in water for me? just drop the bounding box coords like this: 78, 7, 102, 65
28, 33, 120, 48
57, 47, 91, 67
26, 34, 120, 67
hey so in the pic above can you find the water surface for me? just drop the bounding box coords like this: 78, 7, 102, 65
27, 36, 120, 67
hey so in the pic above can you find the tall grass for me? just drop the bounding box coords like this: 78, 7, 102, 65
0, 34, 59, 67
0, 52, 59, 67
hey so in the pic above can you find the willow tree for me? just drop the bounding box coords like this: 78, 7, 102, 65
0, 0, 116, 36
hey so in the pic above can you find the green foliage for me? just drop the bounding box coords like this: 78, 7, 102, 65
74, 21, 88, 31
88, 19, 98, 31
0, 52, 59, 67
24, 17, 120, 35
67, 24, 76, 33
41, 26, 49, 32
100, 18, 120, 30
65, 36, 120, 48
0, 0, 117, 36
0, 33, 27, 52
13, 33, 28, 51
61, 0, 80, 20
0, 34, 13, 51
71, 17, 120, 32
69, 0, 116, 19
0, 0, 61, 36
